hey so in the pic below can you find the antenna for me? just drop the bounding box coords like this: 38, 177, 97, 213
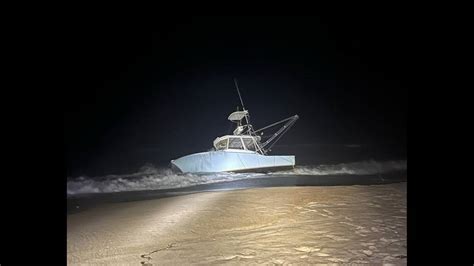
234, 78, 245, 111
233, 78, 253, 132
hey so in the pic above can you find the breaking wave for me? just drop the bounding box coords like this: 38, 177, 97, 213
67, 160, 406, 196
67, 165, 265, 196
272, 159, 406, 175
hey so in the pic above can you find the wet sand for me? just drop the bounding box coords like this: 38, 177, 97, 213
68, 182, 406, 264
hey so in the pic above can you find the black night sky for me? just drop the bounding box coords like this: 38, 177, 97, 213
66, 15, 407, 177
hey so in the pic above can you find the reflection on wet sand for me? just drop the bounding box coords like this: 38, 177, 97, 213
68, 182, 407, 264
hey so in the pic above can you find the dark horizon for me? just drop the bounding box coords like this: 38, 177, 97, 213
66, 15, 407, 177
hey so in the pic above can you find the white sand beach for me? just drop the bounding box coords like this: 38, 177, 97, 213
68, 182, 406, 264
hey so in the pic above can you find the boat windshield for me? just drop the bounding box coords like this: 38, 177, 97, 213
216, 139, 228, 150
228, 138, 244, 149
242, 138, 256, 151
214, 136, 259, 151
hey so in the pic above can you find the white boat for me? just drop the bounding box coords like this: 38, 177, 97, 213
171, 79, 299, 173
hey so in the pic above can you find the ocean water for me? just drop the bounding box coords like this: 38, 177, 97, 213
67, 159, 406, 196
67, 143, 406, 196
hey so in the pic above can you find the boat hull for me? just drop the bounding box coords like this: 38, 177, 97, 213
171, 150, 295, 173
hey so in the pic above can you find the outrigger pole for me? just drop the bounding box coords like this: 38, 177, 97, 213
258, 115, 299, 153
